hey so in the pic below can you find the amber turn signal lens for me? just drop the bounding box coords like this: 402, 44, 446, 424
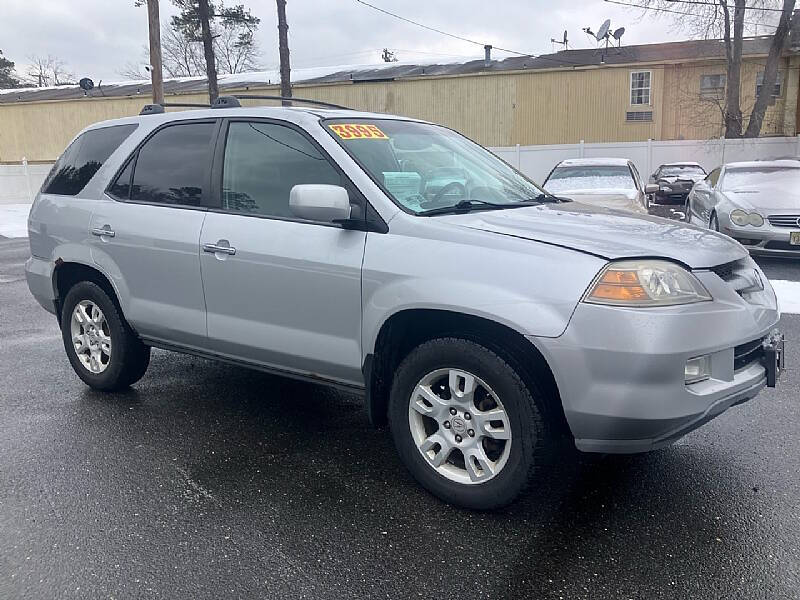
599, 269, 639, 285
590, 283, 649, 301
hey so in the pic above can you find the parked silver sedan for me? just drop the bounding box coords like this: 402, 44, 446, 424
543, 158, 657, 214
686, 160, 800, 256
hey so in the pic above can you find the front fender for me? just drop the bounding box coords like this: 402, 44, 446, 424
361, 222, 606, 356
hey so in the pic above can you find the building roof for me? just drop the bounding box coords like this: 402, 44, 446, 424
2, 29, 798, 105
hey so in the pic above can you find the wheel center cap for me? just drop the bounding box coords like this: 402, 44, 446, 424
451, 417, 467, 435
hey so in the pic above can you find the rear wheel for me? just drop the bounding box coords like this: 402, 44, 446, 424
61, 281, 150, 391
388, 337, 554, 510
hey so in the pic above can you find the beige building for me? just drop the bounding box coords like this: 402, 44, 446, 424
1, 30, 799, 163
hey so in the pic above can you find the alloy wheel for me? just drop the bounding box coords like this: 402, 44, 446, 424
70, 300, 112, 374
408, 368, 512, 485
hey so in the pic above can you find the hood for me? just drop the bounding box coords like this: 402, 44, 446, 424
438, 202, 746, 269
723, 187, 800, 212
558, 190, 646, 214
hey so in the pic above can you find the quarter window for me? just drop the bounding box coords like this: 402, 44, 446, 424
630, 71, 651, 105
126, 122, 215, 206
221, 122, 341, 219
43, 124, 137, 196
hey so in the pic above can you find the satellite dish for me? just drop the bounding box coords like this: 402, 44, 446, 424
78, 78, 94, 91
613, 26, 626, 40
596, 19, 611, 41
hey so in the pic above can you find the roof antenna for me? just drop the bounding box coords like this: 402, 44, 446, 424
550, 30, 569, 52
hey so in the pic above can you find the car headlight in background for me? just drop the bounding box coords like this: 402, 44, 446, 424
584, 260, 712, 307
730, 209, 764, 227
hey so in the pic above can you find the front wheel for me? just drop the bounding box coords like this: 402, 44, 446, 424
61, 281, 150, 392
388, 338, 554, 509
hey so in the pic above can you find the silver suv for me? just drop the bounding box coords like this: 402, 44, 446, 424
25, 100, 784, 509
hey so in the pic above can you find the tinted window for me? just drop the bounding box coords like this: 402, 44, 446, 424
222, 122, 340, 218
545, 165, 636, 192
707, 168, 721, 187
130, 122, 215, 206
43, 124, 137, 196
660, 165, 706, 178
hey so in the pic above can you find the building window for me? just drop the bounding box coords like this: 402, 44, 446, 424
630, 71, 651, 105
756, 71, 783, 97
626, 111, 653, 122
700, 74, 726, 97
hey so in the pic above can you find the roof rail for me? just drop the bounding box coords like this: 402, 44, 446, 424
232, 95, 351, 110
140, 104, 165, 115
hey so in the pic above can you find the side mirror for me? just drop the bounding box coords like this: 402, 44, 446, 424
644, 183, 659, 194
289, 184, 351, 222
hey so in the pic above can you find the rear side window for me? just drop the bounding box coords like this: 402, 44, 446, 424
111, 121, 215, 206
43, 124, 137, 196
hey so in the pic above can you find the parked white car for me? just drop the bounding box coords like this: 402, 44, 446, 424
543, 158, 656, 214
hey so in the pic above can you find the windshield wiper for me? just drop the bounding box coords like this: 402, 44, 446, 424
420, 199, 528, 216
526, 192, 569, 203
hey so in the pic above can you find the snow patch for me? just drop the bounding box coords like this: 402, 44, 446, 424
0, 204, 30, 238
771, 280, 800, 315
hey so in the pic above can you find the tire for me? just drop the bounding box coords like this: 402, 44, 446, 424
388, 337, 554, 510
60, 281, 150, 392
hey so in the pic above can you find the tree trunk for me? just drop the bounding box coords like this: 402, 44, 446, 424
197, 0, 219, 104
146, 0, 164, 105
723, 0, 746, 138
276, 0, 291, 106
744, 0, 796, 137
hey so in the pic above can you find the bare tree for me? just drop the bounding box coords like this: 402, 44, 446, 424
744, 0, 797, 136
636, 0, 796, 138
25, 55, 74, 87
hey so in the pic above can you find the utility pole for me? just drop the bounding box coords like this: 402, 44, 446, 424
276, 0, 291, 105
146, 0, 165, 105
198, 0, 219, 103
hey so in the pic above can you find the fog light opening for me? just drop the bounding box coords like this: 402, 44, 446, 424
685, 355, 712, 384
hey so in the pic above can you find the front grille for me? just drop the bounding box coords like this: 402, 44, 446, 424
710, 259, 746, 282
734, 337, 765, 371
767, 215, 800, 228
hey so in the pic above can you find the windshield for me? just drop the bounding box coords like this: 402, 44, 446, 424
544, 165, 636, 193
659, 165, 705, 178
723, 167, 800, 190
324, 119, 547, 213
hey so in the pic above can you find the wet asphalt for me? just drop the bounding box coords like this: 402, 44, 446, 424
1, 234, 799, 600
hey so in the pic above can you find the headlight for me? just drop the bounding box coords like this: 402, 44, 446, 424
748, 212, 764, 227
584, 260, 712, 307
730, 209, 749, 226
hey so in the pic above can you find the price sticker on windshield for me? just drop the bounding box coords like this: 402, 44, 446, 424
329, 123, 388, 140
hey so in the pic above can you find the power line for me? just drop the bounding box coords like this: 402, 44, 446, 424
604, 0, 779, 28
353, 0, 533, 56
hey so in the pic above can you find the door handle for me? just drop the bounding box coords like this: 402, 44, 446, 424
91, 226, 115, 238
202, 243, 236, 256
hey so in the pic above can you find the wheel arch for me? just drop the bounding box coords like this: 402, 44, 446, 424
52, 260, 123, 322
363, 308, 569, 436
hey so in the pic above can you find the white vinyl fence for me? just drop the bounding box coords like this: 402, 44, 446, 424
1, 135, 799, 204
490, 136, 800, 183
0, 160, 53, 205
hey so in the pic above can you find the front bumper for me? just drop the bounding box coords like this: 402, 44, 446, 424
533, 266, 780, 453
721, 220, 800, 256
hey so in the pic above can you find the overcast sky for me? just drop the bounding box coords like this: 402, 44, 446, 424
0, 0, 777, 84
